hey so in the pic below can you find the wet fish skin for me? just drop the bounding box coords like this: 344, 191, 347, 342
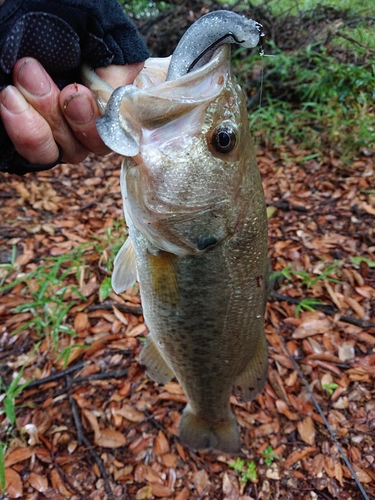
112, 46, 269, 454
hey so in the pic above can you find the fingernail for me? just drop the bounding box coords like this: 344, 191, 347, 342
0, 86, 29, 113
63, 93, 95, 124
17, 59, 51, 96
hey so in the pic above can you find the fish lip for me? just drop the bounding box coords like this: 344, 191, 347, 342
120, 45, 231, 138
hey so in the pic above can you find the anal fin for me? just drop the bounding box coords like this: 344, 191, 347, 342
233, 332, 268, 403
139, 336, 175, 385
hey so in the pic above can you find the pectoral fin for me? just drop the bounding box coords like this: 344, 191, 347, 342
234, 332, 268, 403
112, 238, 138, 293
147, 250, 179, 306
139, 336, 175, 385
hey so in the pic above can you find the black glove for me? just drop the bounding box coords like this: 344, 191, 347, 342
0, 0, 150, 175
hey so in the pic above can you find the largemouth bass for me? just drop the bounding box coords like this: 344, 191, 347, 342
83, 11, 268, 454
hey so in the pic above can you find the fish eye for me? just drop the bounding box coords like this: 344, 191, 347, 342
211, 125, 237, 153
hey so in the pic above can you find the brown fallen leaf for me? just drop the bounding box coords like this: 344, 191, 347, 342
4, 447, 33, 467
222, 471, 240, 496
292, 312, 331, 339
334, 462, 344, 487
5, 468, 23, 499
136, 485, 153, 500
297, 416, 316, 445
253, 421, 280, 438
345, 296, 366, 319
127, 323, 147, 337
174, 487, 190, 500
74, 311, 89, 332
276, 400, 299, 420
352, 464, 373, 483
50, 468, 72, 496
161, 453, 177, 468
153, 430, 170, 455
28, 472, 49, 493
151, 483, 174, 497
193, 470, 210, 495
113, 305, 129, 324
94, 427, 126, 448
82, 408, 126, 448
116, 404, 145, 423
268, 369, 290, 403
284, 447, 317, 469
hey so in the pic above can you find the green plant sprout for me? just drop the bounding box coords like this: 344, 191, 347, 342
350, 256, 375, 268
269, 264, 294, 282
323, 383, 339, 396
0, 369, 30, 427
0, 442, 6, 494
296, 261, 343, 289
0, 368, 31, 493
295, 298, 324, 317
229, 457, 258, 484
262, 445, 279, 466
56, 344, 91, 369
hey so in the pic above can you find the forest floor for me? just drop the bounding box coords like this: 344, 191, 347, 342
1, 133, 375, 498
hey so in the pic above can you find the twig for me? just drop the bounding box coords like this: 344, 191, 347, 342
270, 200, 308, 212
82, 435, 116, 500
74, 369, 129, 384
87, 301, 143, 316
25, 361, 85, 389
69, 392, 85, 446
68, 378, 116, 500
269, 291, 375, 329
276, 330, 371, 500
50, 443, 86, 499
336, 31, 375, 53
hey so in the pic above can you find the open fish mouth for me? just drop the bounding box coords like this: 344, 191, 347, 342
83, 45, 232, 158
82, 10, 262, 158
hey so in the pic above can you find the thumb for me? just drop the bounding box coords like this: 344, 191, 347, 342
95, 62, 145, 88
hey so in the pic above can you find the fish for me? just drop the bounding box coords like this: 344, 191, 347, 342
82, 10, 268, 454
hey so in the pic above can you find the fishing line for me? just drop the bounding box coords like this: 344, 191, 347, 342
275, 329, 371, 500
258, 41, 276, 109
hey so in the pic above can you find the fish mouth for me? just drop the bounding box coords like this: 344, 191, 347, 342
82, 45, 231, 158
122, 44, 232, 132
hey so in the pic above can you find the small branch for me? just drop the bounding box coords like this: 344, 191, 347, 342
87, 301, 143, 316
269, 291, 375, 329
50, 443, 86, 499
68, 379, 116, 500
336, 32, 375, 53
269, 201, 308, 213
23, 365, 129, 396
73, 369, 129, 384
69, 391, 85, 446
26, 361, 85, 389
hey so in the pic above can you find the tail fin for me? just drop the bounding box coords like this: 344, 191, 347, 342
179, 407, 240, 454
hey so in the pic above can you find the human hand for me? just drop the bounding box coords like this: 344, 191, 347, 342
0, 58, 144, 166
